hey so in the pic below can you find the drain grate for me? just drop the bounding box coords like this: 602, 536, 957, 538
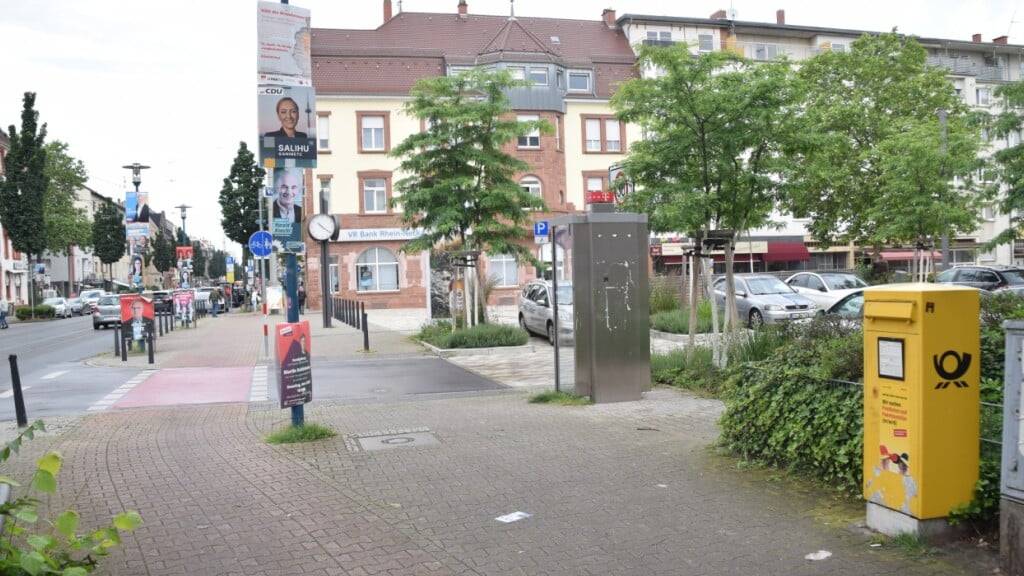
344, 427, 438, 452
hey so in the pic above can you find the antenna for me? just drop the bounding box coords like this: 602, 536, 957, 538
1009, 7, 1019, 37
728, 0, 737, 20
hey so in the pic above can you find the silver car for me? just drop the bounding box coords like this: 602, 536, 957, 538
79, 289, 107, 314
785, 271, 868, 309
42, 297, 72, 319
92, 294, 122, 329
518, 280, 573, 344
713, 274, 817, 327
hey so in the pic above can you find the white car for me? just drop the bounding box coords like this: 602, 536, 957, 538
79, 289, 107, 314
785, 272, 869, 309
42, 297, 72, 319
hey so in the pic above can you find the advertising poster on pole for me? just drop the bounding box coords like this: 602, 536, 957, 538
257, 1, 311, 79
126, 222, 150, 288
124, 191, 150, 223
175, 246, 194, 288
120, 295, 154, 342
258, 85, 317, 166
270, 167, 305, 253
172, 289, 194, 324
275, 320, 312, 408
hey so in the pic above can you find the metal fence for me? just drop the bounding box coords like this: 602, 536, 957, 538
332, 297, 369, 351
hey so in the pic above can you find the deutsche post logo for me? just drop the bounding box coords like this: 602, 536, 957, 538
933, 350, 971, 389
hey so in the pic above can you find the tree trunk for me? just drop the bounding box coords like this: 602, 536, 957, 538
688, 244, 702, 349
705, 257, 722, 366
724, 239, 739, 332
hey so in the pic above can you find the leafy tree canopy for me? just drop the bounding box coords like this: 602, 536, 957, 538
0, 92, 48, 257
219, 142, 265, 247
42, 140, 92, 254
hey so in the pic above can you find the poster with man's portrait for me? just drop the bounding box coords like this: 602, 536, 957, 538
275, 320, 312, 408
271, 167, 305, 254
258, 84, 317, 166
125, 191, 150, 223
120, 295, 154, 341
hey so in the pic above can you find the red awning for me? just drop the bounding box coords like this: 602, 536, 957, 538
711, 254, 761, 263
763, 242, 811, 263
880, 250, 942, 262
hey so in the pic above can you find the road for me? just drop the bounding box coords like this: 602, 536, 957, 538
0, 316, 138, 422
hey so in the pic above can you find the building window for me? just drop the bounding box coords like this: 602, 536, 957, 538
586, 176, 605, 194
362, 178, 388, 214
520, 176, 542, 199
983, 204, 997, 221
317, 115, 330, 150
832, 43, 847, 53
356, 248, 399, 292
538, 244, 566, 281
977, 87, 991, 106
488, 254, 518, 287
582, 115, 625, 154
529, 67, 548, 86
328, 263, 339, 293
448, 65, 472, 76
556, 69, 565, 89
358, 113, 388, 152
753, 44, 778, 60
568, 70, 592, 93
517, 114, 540, 148
698, 34, 714, 53
508, 66, 526, 81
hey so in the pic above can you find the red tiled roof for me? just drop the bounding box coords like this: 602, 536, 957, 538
311, 12, 637, 97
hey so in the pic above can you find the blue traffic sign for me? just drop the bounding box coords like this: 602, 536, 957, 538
248, 231, 273, 258
534, 221, 549, 237
226, 256, 235, 266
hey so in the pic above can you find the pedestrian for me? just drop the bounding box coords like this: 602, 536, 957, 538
298, 285, 306, 314
0, 297, 8, 329
210, 288, 222, 317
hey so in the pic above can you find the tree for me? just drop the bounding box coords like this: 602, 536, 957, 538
390, 69, 549, 323
152, 231, 175, 276
191, 241, 208, 279
782, 33, 966, 257
613, 45, 796, 337
42, 141, 92, 255
207, 250, 227, 279
0, 93, 48, 297
986, 81, 1024, 247
91, 199, 125, 284
219, 142, 265, 246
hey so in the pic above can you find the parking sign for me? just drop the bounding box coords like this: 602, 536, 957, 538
534, 221, 549, 237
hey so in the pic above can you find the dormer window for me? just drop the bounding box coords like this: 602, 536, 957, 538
568, 70, 592, 93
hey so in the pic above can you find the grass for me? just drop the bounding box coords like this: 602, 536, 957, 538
265, 423, 337, 445
416, 321, 529, 349
650, 300, 714, 334
888, 533, 936, 557
528, 390, 591, 405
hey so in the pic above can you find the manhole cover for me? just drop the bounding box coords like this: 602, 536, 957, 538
357, 431, 439, 451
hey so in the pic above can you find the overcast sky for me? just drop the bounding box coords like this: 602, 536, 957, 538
1, 0, 1020, 258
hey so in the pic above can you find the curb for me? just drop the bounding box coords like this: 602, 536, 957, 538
417, 340, 541, 358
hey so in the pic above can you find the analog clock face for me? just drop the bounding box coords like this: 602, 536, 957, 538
308, 215, 336, 241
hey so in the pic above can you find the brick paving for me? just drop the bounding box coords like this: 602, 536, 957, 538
1, 387, 990, 575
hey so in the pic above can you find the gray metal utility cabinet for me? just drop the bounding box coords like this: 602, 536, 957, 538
552, 212, 650, 403
1001, 321, 1024, 572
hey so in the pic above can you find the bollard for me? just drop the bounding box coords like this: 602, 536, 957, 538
158, 312, 164, 336
8, 355, 28, 428
362, 309, 369, 352
168, 309, 174, 332
121, 331, 128, 362
356, 302, 361, 330
114, 325, 120, 357
147, 331, 155, 365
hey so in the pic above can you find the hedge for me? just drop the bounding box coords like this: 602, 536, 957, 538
416, 321, 529, 349
14, 305, 55, 320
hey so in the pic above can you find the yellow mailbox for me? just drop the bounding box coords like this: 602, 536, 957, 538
863, 284, 979, 533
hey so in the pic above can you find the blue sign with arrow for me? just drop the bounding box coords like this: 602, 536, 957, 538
248, 231, 273, 258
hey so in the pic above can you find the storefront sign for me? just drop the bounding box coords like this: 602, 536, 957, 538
336, 228, 425, 243
585, 191, 615, 204
275, 320, 312, 408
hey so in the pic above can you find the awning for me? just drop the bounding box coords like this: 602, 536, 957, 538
880, 250, 942, 262
711, 254, 761, 263
763, 242, 811, 263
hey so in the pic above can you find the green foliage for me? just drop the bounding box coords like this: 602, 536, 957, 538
650, 301, 713, 334
218, 142, 265, 247
783, 33, 975, 251
151, 231, 175, 274
0, 421, 141, 573
15, 306, 54, 320
90, 200, 125, 270
648, 282, 680, 314
528, 391, 591, 406
416, 321, 528, 349
206, 250, 227, 280
988, 81, 1024, 247
190, 242, 208, 279
0, 93, 48, 259
42, 141, 92, 254
265, 423, 336, 445
390, 69, 549, 265
652, 346, 721, 395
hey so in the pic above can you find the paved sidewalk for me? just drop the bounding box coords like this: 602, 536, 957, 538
2, 388, 990, 576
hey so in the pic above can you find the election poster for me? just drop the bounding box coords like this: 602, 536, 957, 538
125, 191, 150, 223
258, 85, 317, 166
173, 289, 194, 325
257, 1, 311, 79
120, 295, 154, 342
275, 320, 312, 408
271, 167, 305, 253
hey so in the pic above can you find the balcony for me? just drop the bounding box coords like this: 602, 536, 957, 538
731, 41, 820, 62
926, 55, 1009, 81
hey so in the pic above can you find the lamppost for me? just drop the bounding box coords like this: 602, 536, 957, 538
121, 163, 150, 193
175, 204, 192, 244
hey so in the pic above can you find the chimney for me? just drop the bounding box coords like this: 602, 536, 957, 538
458, 0, 467, 17
710, 9, 727, 19
602, 8, 616, 28
383, 0, 393, 23
972, 33, 982, 43
776, 9, 785, 25
994, 35, 1008, 45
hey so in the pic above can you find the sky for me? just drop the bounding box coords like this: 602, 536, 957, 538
1, 0, 1021, 259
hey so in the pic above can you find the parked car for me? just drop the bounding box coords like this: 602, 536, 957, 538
67, 297, 85, 316
92, 294, 122, 329
713, 274, 817, 327
42, 297, 72, 319
785, 271, 868, 309
518, 280, 573, 344
143, 290, 173, 313
79, 289, 106, 314
825, 290, 865, 323
934, 265, 1024, 291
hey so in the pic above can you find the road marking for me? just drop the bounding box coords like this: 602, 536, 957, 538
86, 370, 157, 412
249, 364, 270, 402
41, 370, 68, 380
0, 386, 30, 399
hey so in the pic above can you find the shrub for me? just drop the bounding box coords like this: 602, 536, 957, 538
528, 391, 591, 405
650, 346, 722, 395
14, 305, 55, 320
649, 282, 680, 314
650, 300, 714, 334
265, 423, 336, 444
417, 322, 528, 349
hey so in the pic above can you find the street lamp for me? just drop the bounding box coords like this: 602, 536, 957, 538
121, 163, 150, 193
175, 204, 192, 244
